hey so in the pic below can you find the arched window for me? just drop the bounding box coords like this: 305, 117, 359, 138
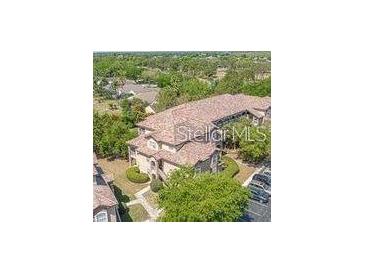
94, 211, 108, 222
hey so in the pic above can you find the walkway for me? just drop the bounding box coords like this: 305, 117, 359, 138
126, 185, 162, 222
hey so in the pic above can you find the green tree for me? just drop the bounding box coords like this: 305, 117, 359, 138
93, 112, 137, 158
242, 77, 271, 97
159, 172, 250, 222
238, 124, 271, 163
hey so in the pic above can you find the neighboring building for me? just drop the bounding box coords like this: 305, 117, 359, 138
93, 153, 119, 222
127, 94, 271, 181
120, 80, 159, 104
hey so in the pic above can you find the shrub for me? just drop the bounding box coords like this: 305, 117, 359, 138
221, 156, 240, 178
150, 179, 164, 193
126, 166, 149, 183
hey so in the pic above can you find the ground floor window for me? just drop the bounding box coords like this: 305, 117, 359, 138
94, 211, 108, 222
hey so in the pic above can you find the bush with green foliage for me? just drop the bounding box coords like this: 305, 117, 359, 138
158, 172, 250, 222
93, 112, 137, 159
126, 166, 149, 183
150, 179, 164, 193
221, 156, 240, 178
239, 125, 271, 164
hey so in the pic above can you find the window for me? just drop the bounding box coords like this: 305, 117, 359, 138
94, 211, 108, 222
148, 139, 157, 150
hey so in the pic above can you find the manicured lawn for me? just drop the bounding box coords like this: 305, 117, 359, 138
97, 158, 150, 200
120, 204, 149, 222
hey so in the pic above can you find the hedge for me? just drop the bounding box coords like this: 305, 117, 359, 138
151, 179, 164, 193
221, 156, 240, 178
126, 166, 150, 183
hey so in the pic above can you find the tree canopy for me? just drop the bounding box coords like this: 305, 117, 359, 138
224, 118, 271, 163
93, 52, 271, 111
158, 171, 250, 222
93, 112, 137, 159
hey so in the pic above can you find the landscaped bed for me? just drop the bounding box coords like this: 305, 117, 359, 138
126, 166, 149, 183
221, 156, 240, 177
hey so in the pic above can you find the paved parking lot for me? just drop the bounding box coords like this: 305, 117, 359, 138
240, 161, 271, 222
241, 198, 271, 222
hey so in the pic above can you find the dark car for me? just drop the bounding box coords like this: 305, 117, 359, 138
248, 184, 270, 203
253, 173, 271, 186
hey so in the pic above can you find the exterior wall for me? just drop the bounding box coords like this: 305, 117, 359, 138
93, 206, 118, 222
136, 153, 151, 174
162, 160, 179, 175
107, 206, 117, 222
162, 143, 176, 153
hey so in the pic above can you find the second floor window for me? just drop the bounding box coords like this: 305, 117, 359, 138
148, 140, 157, 150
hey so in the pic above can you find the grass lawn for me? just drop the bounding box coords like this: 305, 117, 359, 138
144, 190, 159, 209
234, 163, 256, 183
120, 204, 149, 222
93, 96, 122, 115
98, 158, 150, 201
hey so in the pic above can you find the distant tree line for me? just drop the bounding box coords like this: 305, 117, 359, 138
93, 53, 271, 109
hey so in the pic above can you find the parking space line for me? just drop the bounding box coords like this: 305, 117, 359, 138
245, 209, 262, 216
249, 199, 269, 208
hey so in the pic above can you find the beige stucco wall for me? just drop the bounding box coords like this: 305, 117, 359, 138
136, 152, 151, 174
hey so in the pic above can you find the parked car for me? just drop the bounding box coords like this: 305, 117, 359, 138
249, 180, 271, 195
248, 184, 270, 203
253, 173, 271, 186
262, 169, 271, 179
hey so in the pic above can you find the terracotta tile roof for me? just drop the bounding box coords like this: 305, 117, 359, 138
128, 94, 269, 166
129, 136, 217, 166
93, 185, 118, 209
121, 80, 160, 95
93, 155, 117, 210
155, 141, 217, 166
137, 94, 270, 134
